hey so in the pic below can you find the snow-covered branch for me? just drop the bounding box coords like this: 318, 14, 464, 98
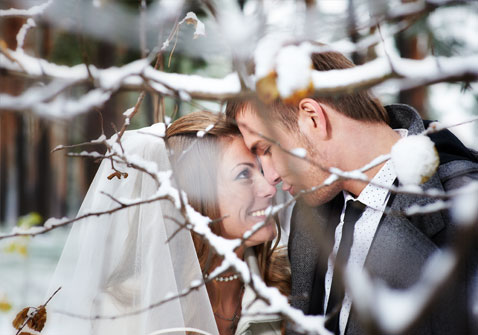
311, 54, 478, 94
2, 47, 477, 118
0, 0, 53, 18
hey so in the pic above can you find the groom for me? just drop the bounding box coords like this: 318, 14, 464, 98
226, 50, 478, 335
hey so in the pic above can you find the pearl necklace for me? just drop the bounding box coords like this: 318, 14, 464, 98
204, 273, 239, 282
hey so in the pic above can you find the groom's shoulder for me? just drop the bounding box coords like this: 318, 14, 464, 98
291, 196, 340, 225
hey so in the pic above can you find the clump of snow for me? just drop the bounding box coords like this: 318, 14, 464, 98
149, 123, 166, 137
451, 181, 478, 225
205, 124, 214, 132
254, 33, 290, 79
16, 18, 36, 51
91, 134, 106, 143
165, 116, 172, 126
391, 135, 439, 185
291, 147, 307, 158
43, 217, 69, 229
405, 200, 449, 216
0, 0, 53, 17
179, 12, 205, 39
276, 43, 313, 99
197, 124, 214, 138
123, 107, 134, 117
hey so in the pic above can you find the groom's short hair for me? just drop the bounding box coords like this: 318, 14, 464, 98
226, 50, 389, 130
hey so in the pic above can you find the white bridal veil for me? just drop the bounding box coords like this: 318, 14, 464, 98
43, 125, 218, 335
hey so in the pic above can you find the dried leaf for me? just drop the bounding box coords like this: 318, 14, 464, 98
12, 307, 30, 329
282, 81, 314, 105
256, 72, 279, 104
27, 305, 47, 332
0, 40, 7, 50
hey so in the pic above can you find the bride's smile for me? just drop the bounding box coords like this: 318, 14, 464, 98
217, 136, 277, 247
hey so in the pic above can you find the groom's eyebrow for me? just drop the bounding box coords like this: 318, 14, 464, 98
250, 141, 268, 155
250, 140, 264, 155
250, 143, 258, 155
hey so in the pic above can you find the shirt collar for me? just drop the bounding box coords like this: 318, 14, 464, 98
343, 128, 407, 208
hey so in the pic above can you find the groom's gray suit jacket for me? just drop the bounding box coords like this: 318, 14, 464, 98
287, 104, 478, 335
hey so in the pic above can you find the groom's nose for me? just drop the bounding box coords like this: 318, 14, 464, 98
261, 157, 281, 186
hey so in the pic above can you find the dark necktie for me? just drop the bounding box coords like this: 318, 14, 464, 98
325, 200, 365, 334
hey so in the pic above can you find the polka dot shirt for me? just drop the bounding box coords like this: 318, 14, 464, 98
324, 129, 408, 334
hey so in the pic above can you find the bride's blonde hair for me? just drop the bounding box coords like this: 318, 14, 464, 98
166, 111, 290, 301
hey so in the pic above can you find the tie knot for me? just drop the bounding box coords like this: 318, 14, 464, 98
344, 200, 365, 224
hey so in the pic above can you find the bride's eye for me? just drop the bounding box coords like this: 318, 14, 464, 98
235, 168, 251, 180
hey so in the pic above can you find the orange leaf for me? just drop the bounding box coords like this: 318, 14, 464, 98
27, 305, 47, 332
12, 307, 30, 329
282, 81, 314, 106
256, 72, 279, 104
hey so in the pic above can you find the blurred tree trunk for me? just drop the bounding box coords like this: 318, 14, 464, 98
348, 0, 365, 65
0, 113, 20, 226
0, 7, 60, 224
396, 0, 428, 118
84, 40, 119, 188
0, 5, 25, 225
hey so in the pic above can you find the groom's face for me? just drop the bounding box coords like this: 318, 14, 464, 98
236, 105, 340, 206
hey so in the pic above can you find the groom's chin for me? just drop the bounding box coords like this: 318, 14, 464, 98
301, 185, 341, 207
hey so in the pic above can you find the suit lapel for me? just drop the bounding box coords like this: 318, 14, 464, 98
289, 195, 343, 315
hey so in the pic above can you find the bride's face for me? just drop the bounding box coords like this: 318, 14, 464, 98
217, 136, 277, 247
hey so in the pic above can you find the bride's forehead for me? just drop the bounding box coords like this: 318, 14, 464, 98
221, 137, 255, 161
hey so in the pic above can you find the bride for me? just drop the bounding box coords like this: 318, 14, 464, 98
43, 111, 290, 335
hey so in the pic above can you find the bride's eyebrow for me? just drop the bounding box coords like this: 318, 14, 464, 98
231, 162, 254, 172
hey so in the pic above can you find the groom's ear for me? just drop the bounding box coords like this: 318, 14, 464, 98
297, 98, 328, 140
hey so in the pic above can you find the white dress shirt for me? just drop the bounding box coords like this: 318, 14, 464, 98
323, 129, 408, 334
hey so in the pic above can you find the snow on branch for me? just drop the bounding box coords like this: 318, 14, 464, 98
2, 45, 477, 118
0, 0, 53, 18
0, 50, 242, 116
16, 18, 36, 52
387, 0, 472, 21
311, 54, 478, 95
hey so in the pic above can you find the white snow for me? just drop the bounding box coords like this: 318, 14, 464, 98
451, 181, 478, 226
179, 12, 206, 39
254, 33, 290, 80
0, 0, 53, 17
391, 135, 439, 185
405, 200, 449, 216
291, 147, 307, 158
43, 217, 69, 229
16, 18, 36, 51
197, 124, 214, 137
276, 43, 313, 98
123, 107, 135, 118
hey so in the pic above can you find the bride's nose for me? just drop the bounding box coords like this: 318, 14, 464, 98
255, 173, 276, 198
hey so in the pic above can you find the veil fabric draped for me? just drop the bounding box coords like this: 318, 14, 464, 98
43, 125, 218, 335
